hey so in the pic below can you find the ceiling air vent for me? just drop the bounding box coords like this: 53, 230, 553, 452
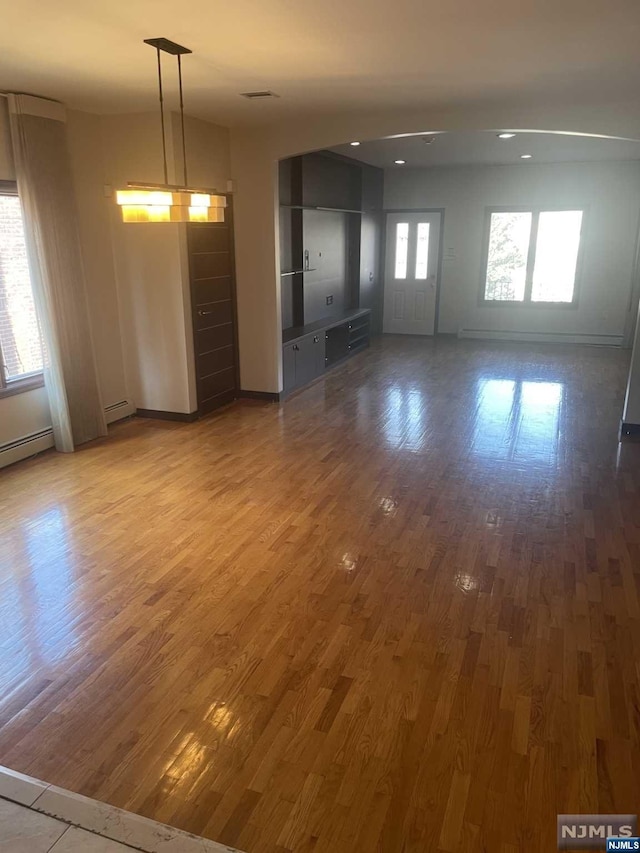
240, 90, 279, 100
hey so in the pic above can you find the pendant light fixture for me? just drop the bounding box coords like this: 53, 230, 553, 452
116, 38, 226, 224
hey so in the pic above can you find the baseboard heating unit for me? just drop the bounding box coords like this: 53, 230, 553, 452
458, 329, 623, 346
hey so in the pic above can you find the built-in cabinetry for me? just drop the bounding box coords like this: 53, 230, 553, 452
283, 308, 371, 396
283, 331, 325, 395
279, 151, 383, 397
186, 202, 239, 415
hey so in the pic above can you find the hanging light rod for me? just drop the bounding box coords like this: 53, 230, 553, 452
115, 37, 226, 224
143, 37, 192, 56
143, 38, 192, 187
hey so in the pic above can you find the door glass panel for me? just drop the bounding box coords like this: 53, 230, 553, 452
484, 211, 531, 301
415, 222, 430, 279
394, 222, 409, 279
531, 210, 582, 303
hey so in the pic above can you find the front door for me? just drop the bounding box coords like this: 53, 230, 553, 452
383, 212, 441, 335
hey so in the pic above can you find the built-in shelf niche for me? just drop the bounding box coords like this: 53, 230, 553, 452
280, 150, 381, 335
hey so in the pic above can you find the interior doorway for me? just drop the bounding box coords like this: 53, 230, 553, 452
383, 211, 442, 335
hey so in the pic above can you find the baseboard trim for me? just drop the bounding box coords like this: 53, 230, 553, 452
620, 421, 640, 438
136, 408, 199, 423
0, 428, 54, 470
1, 399, 166, 470
239, 390, 281, 402
458, 329, 623, 347
105, 399, 136, 424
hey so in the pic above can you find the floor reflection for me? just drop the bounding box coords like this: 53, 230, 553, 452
382, 386, 428, 450
378, 374, 563, 464
472, 378, 564, 465
1, 507, 77, 679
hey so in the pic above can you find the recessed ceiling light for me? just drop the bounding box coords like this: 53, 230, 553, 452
394, 159, 406, 165
520, 154, 532, 159
350, 141, 360, 146
497, 132, 516, 139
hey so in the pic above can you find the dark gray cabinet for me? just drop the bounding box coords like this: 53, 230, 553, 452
282, 309, 371, 397
283, 332, 325, 395
283, 339, 297, 394
325, 324, 349, 367
279, 152, 383, 338
301, 153, 361, 211
325, 313, 370, 368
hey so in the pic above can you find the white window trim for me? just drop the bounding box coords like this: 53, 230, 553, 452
479, 205, 586, 309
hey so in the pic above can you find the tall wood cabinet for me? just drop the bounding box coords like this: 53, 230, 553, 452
186, 199, 240, 415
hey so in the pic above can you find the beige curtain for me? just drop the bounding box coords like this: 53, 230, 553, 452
8, 94, 106, 452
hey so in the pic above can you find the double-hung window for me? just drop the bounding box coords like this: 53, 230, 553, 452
481, 207, 584, 306
0, 181, 44, 397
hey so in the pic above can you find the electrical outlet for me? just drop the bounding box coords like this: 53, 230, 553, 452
326, 295, 334, 305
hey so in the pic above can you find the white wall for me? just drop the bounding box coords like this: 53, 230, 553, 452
99, 111, 191, 415
0, 386, 50, 442
231, 135, 281, 393
172, 114, 231, 192
384, 160, 640, 343
101, 111, 231, 415
111, 222, 194, 413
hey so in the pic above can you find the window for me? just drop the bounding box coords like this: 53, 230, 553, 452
414, 222, 430, 280
0, 183, 44, 396
394, 222, 409, 279
482, 207, 583, 305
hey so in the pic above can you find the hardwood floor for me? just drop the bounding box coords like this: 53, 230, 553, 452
1, 336, 639, 852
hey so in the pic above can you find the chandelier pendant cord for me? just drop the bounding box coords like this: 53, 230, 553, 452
154, 46, 169, 186
177, 54, 188, 187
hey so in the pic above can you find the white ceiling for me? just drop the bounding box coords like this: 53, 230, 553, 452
1, 0, 640, 127
329, 130, 640, 168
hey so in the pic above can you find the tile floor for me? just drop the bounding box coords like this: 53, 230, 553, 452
0, 766, 242, 852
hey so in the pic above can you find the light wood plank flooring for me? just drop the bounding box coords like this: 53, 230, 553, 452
1, 337, 639, 852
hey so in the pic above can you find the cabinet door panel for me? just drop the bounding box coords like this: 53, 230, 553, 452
194, 277, 231, 305
294, 337, 318, 388
192, 252, 230, 280
283, 344, 296, 395
195, 301, 233, 331
325, 324, 349, 366
312, 334, 325, 376
199, 345, 234, 378
198, 324, 234, 353
200, 367, 235, 403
